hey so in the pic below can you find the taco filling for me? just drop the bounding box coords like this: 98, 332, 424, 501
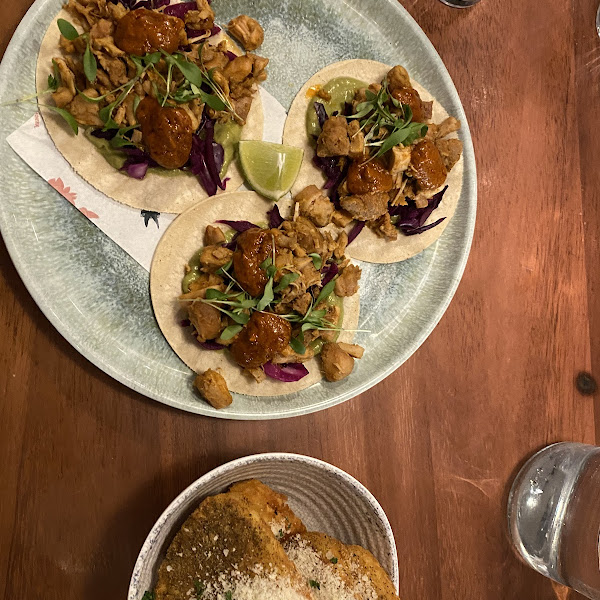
44, 0, 267, 196
177, 205, 364, 407
301, 64, 463, 243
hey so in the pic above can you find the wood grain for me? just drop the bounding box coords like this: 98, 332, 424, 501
0, 1, 598, 599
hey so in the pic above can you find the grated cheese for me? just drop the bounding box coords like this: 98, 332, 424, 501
285, 537, 378, 600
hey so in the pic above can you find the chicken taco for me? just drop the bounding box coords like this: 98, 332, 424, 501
150, 191, 364, 405
283, 59, 464, 263
35, 0, 268, 213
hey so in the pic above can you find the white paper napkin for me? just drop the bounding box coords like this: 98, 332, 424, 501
6, 87, 287, 271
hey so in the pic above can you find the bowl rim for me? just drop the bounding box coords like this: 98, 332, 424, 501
128, 452, 399, 599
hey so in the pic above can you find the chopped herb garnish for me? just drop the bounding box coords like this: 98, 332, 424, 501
309, 253, 323, 270
57, 18, 79, 41
330, 557, 338, 564
273, 272, 300, 293
347, 78, 428, 159
309, 580, 321, 589
289, 334, 306, 355
256, 277, 274, 311
193, 580, 206, 598
141, 592, 155, 600
225, 592, 233, 600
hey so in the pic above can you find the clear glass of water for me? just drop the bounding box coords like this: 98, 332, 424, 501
438, 0, 482, 7
507, 443, 600, 599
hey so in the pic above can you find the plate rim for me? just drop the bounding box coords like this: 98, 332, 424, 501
0, 0, 477, 420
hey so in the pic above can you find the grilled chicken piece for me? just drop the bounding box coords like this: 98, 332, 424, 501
317, 116, 350, 157
320, 342, 357, 382
295, 185, 335, 227
228, 15, 264, 50
340, 192, 390, 222
335, 264, 361, 298
194, 369, 232, 409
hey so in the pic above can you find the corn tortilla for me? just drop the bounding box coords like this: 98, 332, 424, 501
36, 10, 264, 214
150, 191, 361, 397
282, 59, 463, 264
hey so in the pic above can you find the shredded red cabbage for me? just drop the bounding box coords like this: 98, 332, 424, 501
267, 204, 284, 228
180, 319, 191, 327
321, 261, 339, 286
91, 128, 116, 140
263, 362, 309, 382
190, 120, 225, 196
164, 1, 196, 18
120, 147, 157, 179
122, 161, 150, 179
216, 220, 259, 232
314, 101, 328, 129
225, 51, 237, 61
312, 155, 345, 191
347, 221, 365, 245
199, 341, 226, 350
390, 186, 448, 236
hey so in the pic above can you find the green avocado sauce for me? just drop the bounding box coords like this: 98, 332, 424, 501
182, 247, 205, 293
305, 77, 368, 137
84, 129, 127, 170
85, 120, 242, 179
214, 120, 242, 178
309, 292, 344, 355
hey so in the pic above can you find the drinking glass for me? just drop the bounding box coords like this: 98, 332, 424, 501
507, 443, 600, 599
438, 0, 482, 7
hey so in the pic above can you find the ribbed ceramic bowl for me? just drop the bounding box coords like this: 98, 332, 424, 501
128, 453, 399, 599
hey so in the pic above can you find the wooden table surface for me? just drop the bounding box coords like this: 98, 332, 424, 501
1, 0, 599, 599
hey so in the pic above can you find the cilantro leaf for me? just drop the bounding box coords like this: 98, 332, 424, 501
256, 277, 274, 311
83, 42, 97, 82
274, 272, 300, 293
289, 335, 306, 355
47, 106, 78, 134
219, 324, 242, 340
314, 278, 336, 306
57, 18, 79, 41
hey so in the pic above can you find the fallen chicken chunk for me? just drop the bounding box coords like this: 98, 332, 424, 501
337, 342, 364, 359
335, 264, 361, 297
228, 15, 264, 50
194, 369, 232, 409
317, 116, 350, 157
294, 185, 334, 227
321, 342, 360, 382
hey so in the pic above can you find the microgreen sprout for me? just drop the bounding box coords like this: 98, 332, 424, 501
347, 78, 428, 160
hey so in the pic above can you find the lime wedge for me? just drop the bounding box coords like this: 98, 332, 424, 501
238, 140, 304, 201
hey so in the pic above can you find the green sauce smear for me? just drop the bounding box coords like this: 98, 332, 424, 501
305, 77, 368, 138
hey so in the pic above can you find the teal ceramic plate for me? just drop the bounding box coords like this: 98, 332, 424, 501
0, 0, 476, 419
